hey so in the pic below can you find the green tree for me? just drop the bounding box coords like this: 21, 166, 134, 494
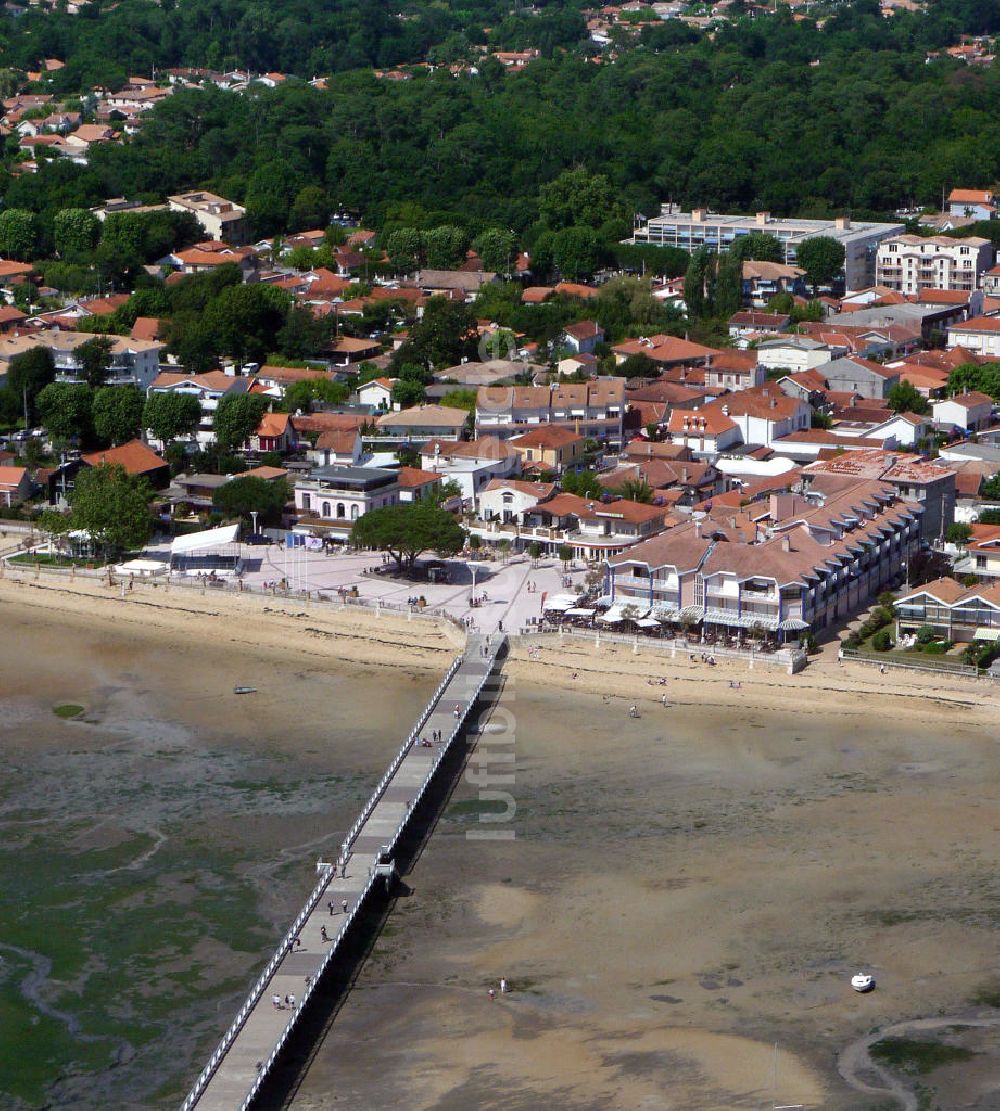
558, 543, 573, 569
212, 475, 289, 524
282, 377, 348, 413
53, 208, 100, 261
946, 363, 1000, 401
618, 477, 654, 503
401, 296, 478, 370
203, 284, 292, 365
37, 381, 93, 443
684, 246, 713, 319
92, 385, 144, 445
473, 228, 516, 274
539, 169, 621, 231
552, 226, 600, 281
945, 522, 972, 545
276, 305, 332, 360
713, 250, 743, 318
618, 353, 657, 380
213, 393, 268, 451
795, 236, 846, 293
386, 227, 422, 273
143, 391, 202, 445
393, 377, 427, 407
76, 336, 115, 388
887, 381, 930, 415
979, 472, 1000, 500
0, 209, 39, 260
69, 463, 152, 558
731, 232, 783, 263
350, 501, 465, 573
7, 347, 56, 420
562, 469, 602, 497
288, 185, 329, 231
527, 540, 542, 566
423, 225, 466, 270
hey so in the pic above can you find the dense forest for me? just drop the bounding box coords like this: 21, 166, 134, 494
6, 1, 1000, 244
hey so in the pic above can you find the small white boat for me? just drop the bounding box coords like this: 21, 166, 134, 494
851, 972, 875, 993
233, 685, 257, 695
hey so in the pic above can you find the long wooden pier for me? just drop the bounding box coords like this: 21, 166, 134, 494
180, 633, 505, 1111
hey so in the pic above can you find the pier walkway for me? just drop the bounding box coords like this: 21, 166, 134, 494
180, 633, 505, 1111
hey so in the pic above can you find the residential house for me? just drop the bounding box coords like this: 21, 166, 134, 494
967, 524, 1000, 581
251, 411, 294, 454
167, 191, 248, 245
171, 472, 231, 511
947, 188, 996, 221
558, 352, 600, 378
357, 377, 397, 412
168, 241, 258, 280
420, 437, 520, 500
894, 576, 1000, 643
0, 465, 33, 506
330, 337, 381, 367
728, 310, 790, 338
306, 429, 363, 469
397, 466, 442, 503
477, 478, 557, 525
741, 261, 807, 306
475, 379, 626, 444
818, 356, 900, 400
294, 465, 400, 539
377, 404, 469, 441
561, 320, 605, 354
757, 336, 844, 373
415, 270, 497, 299
932, 391, 995, 433
705, 351, 766, 392
146, 370, 250, 448
508, 426, 586, 474
711, 387, 812, 448
612, 334, 718, 368
666, 407, 742, 455
946, 315, 1000, 357
80, 440, 170, 489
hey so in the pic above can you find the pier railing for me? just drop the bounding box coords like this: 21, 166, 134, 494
178, 637, 505, 1111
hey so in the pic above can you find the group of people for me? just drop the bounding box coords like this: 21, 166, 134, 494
417, 730, 443, 747
272, 992, 296, 1010
487, 977, 510, 1001
691, 653, 717, 666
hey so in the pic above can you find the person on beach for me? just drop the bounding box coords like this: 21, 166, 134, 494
488, 987, 496, 1001
500, 977, 508, 993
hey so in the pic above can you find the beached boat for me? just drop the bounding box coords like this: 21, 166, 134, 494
233, 685, 257, 695
851, 972, 875, 992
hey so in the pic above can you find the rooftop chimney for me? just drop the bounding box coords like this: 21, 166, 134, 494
835, 216, 851, 231
781, 535, 792, 552
756, 211, 770, 226
691, 208, 705, 224
682, 466, 689, 481
722, 403, 730, 416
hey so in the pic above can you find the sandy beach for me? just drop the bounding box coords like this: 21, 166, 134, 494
2, 572, 999, 1109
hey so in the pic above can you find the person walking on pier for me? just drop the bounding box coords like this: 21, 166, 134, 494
272, 993, 282, 1009
342, 899, 349, 914
321, 926, 329, 942
285, 993, 296, 1009
328, 900, 335, 915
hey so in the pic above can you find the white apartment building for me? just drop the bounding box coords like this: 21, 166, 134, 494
626, 206, 904, 291
167, 191, 249, 245
875, 235, 993, 294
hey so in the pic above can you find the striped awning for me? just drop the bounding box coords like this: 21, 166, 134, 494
974, 626, 1000, 642
778, 617, 810, 632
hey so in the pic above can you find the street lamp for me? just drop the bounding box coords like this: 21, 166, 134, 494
469, 562, 481, 606
250, 510, 259, 537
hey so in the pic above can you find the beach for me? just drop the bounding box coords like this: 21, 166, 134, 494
2, 573, 999, 1109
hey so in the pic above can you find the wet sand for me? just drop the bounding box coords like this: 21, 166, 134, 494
3, 574, 1000, 1108
289, 673, 1000, 1110
0, 584, 439, 1109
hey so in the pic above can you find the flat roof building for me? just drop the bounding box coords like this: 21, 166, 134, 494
626, 205, 905, 292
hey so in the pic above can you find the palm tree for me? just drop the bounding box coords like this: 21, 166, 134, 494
619, 478, 654, 504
